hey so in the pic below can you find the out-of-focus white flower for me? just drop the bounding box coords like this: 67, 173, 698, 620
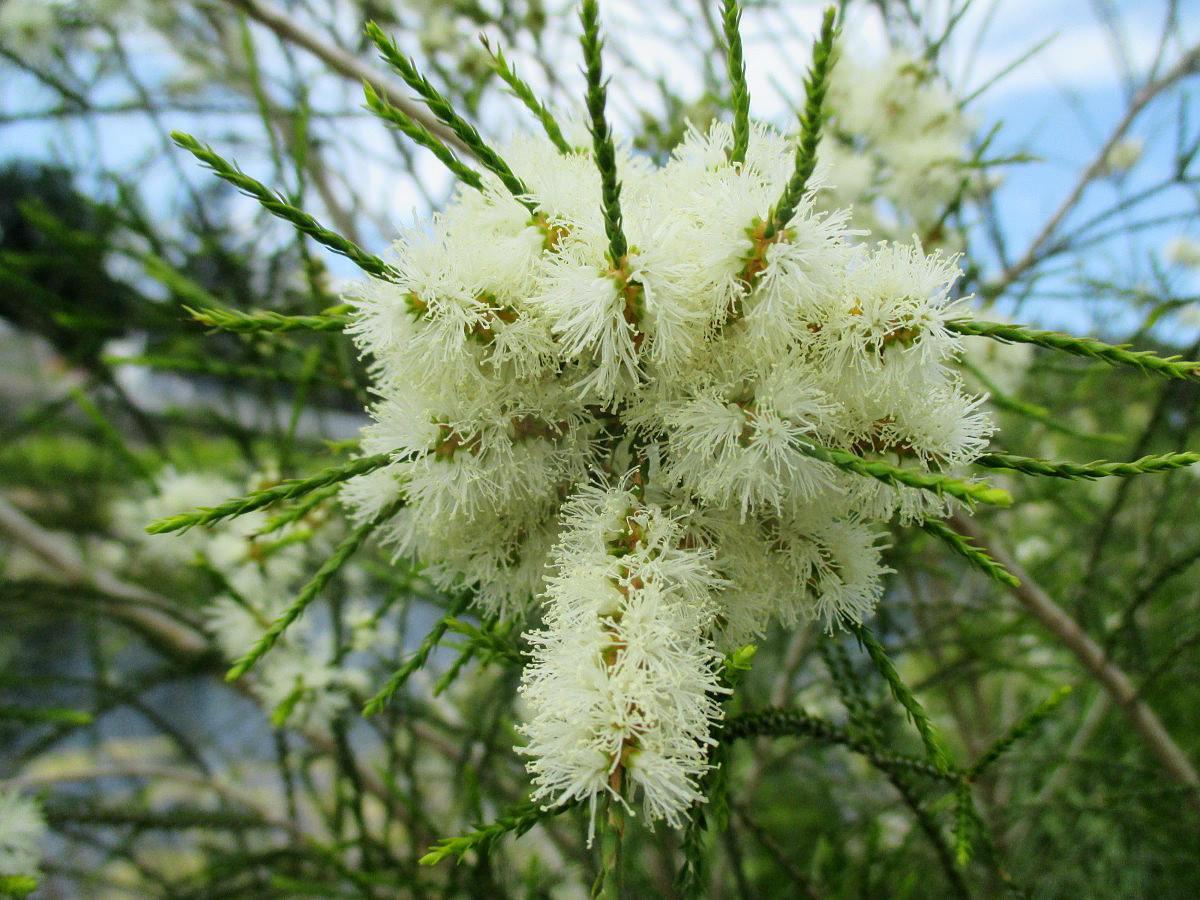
1103, 137, 1143, 174
0, 0, 59, 56
821, 51, 978, 243
122, 469, 371, 728
0, 788, 46, 877
1164, 236, 1200, 269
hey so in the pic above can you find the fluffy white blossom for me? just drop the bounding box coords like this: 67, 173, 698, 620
518, 484, 727, 838
342, 119, 993, 826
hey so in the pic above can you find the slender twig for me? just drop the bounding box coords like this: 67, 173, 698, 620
949, 319, 1200, 379
146, 453, 394, 535
764, 7, 837, 239
975, 450, 1200, 480
951, 514, 1200, 811
795, 440, 1012, 507
991, 42, 1200, 291
219, 0, 468, 154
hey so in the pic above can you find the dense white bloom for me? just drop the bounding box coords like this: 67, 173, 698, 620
0, 788, 45, 877
342, 118, 993, 825
518, 484, 727, 838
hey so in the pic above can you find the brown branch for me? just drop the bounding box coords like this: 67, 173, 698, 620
0, 495, 423, 821
219, 0, 471, 157
951, 513, 1200, 811
990, 42, 1200, 292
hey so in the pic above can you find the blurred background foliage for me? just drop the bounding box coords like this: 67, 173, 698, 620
1, 0, 1199, 897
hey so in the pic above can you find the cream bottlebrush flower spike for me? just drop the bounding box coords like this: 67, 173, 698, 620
341, 4, 997, 829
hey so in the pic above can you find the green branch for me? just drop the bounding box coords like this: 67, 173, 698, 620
967, 685, 1072, 780
481, 36, 572, 154
580, 0, 628, 263
226, 496, 405, 682
920, 519, 1021, 587
443, 618, 524, 666
363, 593, 473, 715
975, 451, 1200, 479
948, 318, 1200, 379
420, 798, 566, 865
362, 81, 485, 191
365, 22, 534, 211
724, 706, 955, 781
764, 7, 837, 239
146, 453, 394, 535
851, 625, 952, 774
721, 0, 751, 165
185, 306, 350, 333
170, 131, 397, 282
795, 440, 1012, 507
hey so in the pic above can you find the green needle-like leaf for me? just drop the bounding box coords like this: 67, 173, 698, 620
171, 131, 398, 282
146, 453, 394, 535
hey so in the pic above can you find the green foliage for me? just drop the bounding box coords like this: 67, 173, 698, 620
3, 2, 1200, 898
365, 21, 535, 210
186, 305, 351, 334
976, 450, 1200, 480
795, 439, 1013, 507
950, 319, 1200, 380
851, 625, 953, 774
482, 36, 573, 155
920, 519, 1021, 587
765, 7, 838, 239
146, 453, 393, 535
170, 131, 399, 281
362, 80, 486, 190
721, 0, 750, 165
226, 496, 406, 683
580, 0, 628, 263
419, 798, 564, 866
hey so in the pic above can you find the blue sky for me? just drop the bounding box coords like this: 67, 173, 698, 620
1, 0, 1196, 335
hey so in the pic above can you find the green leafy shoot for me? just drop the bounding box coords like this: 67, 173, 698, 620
185, 306, 350, 333
226, 496, 405, 682
579, 0, 628, 263
851, 625, 952, 774
764, 7, 838, 239
365, 21, 535, 211
362, 80, 486, 191
170, 131, 399, 282
948, 318, 1200, 379
920, 519, 1021, 587
480, 35, 573, 154
795, 440, 1013, 507
146, 453, 394, 535
721, 0, 751, 165
975, 451, 1200, 479
419, 798, 566, 866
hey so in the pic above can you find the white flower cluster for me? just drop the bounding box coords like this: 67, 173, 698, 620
118, 470, 377, 729
517, 483, 727, 838
343, 121, 993, 828
821, 51, 978, 242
